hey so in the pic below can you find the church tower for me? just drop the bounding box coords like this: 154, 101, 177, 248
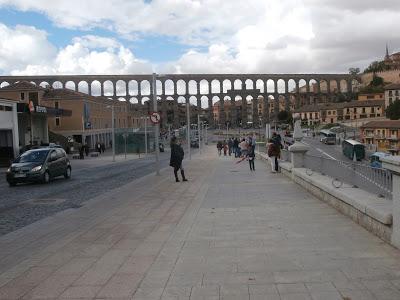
385, 43, 390, 60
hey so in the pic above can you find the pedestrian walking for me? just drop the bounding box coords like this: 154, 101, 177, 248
170, 137, 188, 182
223, 141, 228, 156
267, 139, 280, 172
96, 142, 101, 154
217, 141, 223, 156
247, 146, 255, 171
84, 144, 89, 156
228, 138, 233, 156
239, 139, 248, 157
233, 138, 239, 157
79, 145, 84, 160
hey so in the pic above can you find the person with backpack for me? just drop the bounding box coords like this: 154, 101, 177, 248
170, 137, 188, 182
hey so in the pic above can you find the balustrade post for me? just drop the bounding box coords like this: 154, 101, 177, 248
288, 116, 310, 168
381, 156, 400, 248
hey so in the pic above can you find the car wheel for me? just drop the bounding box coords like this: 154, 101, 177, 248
43, 171, 50, 184
64, 167, 71, 179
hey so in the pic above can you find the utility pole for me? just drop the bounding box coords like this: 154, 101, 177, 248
152, 73, 160, 175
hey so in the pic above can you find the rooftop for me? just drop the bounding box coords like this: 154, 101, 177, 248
384, 83, 400, 90
361, 120, 400, 129
0, 81, 45, 92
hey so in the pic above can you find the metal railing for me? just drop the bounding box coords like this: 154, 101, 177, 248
303, 154, 393, 199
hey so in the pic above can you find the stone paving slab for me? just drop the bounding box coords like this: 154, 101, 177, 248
0, 148, 400, 299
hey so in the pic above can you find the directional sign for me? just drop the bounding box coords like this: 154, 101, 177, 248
150, 112, 161, 124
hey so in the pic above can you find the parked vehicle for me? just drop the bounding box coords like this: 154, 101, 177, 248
319, 129, 336, 145
342, 139, 365, 161
6, 147, 71, 186
370, 152, 390, 168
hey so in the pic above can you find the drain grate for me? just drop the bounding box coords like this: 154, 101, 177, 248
30, 198, 66, 205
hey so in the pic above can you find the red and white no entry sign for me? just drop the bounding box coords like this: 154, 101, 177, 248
150, 112, 161, 124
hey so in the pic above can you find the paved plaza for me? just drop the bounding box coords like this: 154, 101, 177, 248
1, 147, 400, 299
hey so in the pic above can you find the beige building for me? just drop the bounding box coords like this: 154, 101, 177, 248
384, 83, 400, 107
0, 81, 71, 149
358, 93, 384, 101
361, 120, 400, 154
41, 88, 130, 149
294, 100, 385, 127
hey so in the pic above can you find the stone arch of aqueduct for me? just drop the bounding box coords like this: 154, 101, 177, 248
0, 74, 360, 128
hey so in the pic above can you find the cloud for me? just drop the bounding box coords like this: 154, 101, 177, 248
0, 24, 152, 75
0, 0, 400, 75
0, 24, 57, 74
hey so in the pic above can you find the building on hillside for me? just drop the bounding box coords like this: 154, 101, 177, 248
384, 46, 400, 70
384, 83, 400, 107
0, 81, 71, 150
360, 120, 400, 154
41, 88, 130, 149
358, 93, 384, 101
0, 98, 19, 165
293, 100, 385, 127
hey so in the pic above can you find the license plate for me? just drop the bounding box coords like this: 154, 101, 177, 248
14, 173, 26, 178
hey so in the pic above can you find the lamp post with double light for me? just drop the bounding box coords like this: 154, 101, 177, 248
106, 104, 115, 162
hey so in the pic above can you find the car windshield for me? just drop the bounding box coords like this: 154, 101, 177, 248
17, 150, 49, 163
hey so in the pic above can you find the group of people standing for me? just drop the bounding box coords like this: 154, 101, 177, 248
217, 136, 257, 171
169, 132, 284, 182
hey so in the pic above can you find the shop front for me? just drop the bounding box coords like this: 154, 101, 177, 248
0, 99, 19, 166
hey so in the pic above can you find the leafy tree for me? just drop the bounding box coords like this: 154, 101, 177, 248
371, 74, 384, 86
348, 67, 360, 75
277, 110, 290, 122
386, 100, 400, 120
363, 61, 388, 73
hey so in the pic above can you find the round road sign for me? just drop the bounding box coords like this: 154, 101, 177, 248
150, 112, 161, 124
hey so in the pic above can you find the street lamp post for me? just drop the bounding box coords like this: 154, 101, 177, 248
198, 114, 201, 154
186, 101, 191, 160
106, 104, 116, 162
152, 73, 160, 176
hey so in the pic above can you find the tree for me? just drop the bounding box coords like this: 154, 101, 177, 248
386, 100, 400, 120
363, 61, 388, 73
277, 110, 290, 122
348, 67, 360, 75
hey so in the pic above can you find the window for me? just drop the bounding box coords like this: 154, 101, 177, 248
20, 92, 25, 100
353, 108, 357, 113
5, 106, 12, 111
389, 91, 393, 96
346, 108, 350, 113
396, 90, 399, 96
55, 117, 60, 126
362, 108, 366, 113
371, 107, 375, 113
55, 101, 59, 109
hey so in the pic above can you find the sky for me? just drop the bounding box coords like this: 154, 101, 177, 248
0, 0, 399, 76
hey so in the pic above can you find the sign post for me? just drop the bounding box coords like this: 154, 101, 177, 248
151, 72, 160, 175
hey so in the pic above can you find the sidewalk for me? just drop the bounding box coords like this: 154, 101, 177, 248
0, 147, 400, 299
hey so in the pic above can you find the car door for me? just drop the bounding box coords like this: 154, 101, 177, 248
56, 149, 67, 175
47, 150, 59, 177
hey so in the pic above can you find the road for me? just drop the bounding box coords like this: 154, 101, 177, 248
0, 147, 197, 235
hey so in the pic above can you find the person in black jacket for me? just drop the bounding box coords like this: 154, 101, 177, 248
170, 137, 188, 182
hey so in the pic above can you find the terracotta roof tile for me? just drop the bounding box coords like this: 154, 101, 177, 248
0, 81, 44, 91
361, 120, 400, 129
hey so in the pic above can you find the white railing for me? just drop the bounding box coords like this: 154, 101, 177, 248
304, 154, 393, 199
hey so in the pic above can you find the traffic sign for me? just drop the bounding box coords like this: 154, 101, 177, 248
150, 112, 161, 124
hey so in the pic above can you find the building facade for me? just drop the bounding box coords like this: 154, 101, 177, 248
0, 81, 71, 150
0, 98, 19, 165
294, 100, 385, 127
361, 120, 400, 154
41, 88, 130, 149
384, 83, 400, 108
